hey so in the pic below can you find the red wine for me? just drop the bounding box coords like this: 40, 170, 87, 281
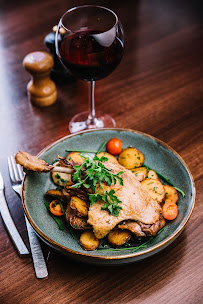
59, 29, 124, 81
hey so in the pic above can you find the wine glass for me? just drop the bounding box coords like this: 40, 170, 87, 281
55, 5, 124, 133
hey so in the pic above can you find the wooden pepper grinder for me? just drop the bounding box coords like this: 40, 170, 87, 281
23, 51, 57, 107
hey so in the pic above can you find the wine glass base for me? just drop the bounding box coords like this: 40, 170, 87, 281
69, 111, 116, 133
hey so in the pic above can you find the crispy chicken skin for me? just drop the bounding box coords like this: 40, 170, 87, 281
15, 151, 53, 173
87, 161, 162, 239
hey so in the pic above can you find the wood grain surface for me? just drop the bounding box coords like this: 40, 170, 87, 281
0, 0, 202, 303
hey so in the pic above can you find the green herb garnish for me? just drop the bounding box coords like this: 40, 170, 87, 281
44, 202, 64, 230
95, 141, 108, 155
89, 188, 122, 217
54, 174, 67, 185
51, 159, 58, 165
71, 155, 123, 216
66, 149, 98, 153
65, 141, 107, 155
58, 200, 76, 239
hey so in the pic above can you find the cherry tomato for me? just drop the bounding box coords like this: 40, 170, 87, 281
162, 203, 178, 220
49, 200, 63, 216
106, 138, 122, 155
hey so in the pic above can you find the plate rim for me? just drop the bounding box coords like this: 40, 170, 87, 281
22, 128, 196, 260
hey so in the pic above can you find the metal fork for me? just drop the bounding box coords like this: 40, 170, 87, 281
8, 155, 48, 279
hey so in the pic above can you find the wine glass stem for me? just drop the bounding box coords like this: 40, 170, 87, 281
88, 80, 96, 124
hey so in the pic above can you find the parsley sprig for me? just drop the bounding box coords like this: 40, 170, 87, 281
71, 155, 123, 216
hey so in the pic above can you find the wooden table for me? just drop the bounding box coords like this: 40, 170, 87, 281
0, 0, 202, 303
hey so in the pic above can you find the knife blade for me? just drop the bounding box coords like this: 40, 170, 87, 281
0, 172, 29, 256
25, 216, 48, 279
10, 180, 48, 279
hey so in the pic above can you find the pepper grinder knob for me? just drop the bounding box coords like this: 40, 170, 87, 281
23, 51, 57, 107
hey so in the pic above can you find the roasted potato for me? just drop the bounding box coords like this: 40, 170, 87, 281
66, 181, 74, 187
64, 184, 89, 201
130, 167, 148, 182
46, 189, 64, 198
70, 215, 91, 230
147, 170, 159, 180
80, 231, 100, 251
51, 162, 72, 186
96, 152, 118, 163
107, 227, 131, 247
118, 147, 144, 169
70, 196, 88, 218
66, 152, 84, 165
66, 204, 91, 230
141, 178, 165, 203
163, 185, 178, 204
159, 217, 166, 229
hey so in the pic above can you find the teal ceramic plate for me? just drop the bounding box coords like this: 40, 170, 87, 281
22, 129, 195, 265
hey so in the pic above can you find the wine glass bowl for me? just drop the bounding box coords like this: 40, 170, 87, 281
56, 5, 124, 133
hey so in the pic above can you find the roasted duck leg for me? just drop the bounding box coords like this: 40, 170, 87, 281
87, 161, 162, 239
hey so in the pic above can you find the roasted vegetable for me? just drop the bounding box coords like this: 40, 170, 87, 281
66, 204, 91, 230
15, 151, 53, 172
106, 138, 122, 155
51, 162, 72, 186
64, 184, 89, 201
70, 215, 91, 230
70, 196, 88, 218
107, 227, 131, 247
147, 170, 159, 180
46, 189, 64, 199
162, 203, 178, 220
118, 147, 144, 169
96, 152, 118, 163
141, 178, 165, 203
130, 167, 148, 182
80, 231, 100, 250
159, 217, 166, 229
164, 185, 178, 204
49, 200, 63, 216
66, 152, 84, 165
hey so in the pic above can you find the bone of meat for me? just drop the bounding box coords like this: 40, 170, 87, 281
15, 151, 74, 174
87, 161, 162, 239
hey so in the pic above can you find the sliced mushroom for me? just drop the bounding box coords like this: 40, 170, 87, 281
15, 151, 53, 173
15, 151, 74, 174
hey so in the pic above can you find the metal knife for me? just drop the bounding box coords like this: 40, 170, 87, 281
24, 216, 48, 279
10, 179, 48, 279
0, 172, 29, 256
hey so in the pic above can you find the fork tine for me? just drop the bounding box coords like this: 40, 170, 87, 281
17, 164, 24, 181
10, 155, 20, 181
8, 156, 15, 182
17, 164, 25, 180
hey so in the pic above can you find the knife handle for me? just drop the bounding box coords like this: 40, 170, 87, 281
25, 217, 48, 279
0, 192, 29, 256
